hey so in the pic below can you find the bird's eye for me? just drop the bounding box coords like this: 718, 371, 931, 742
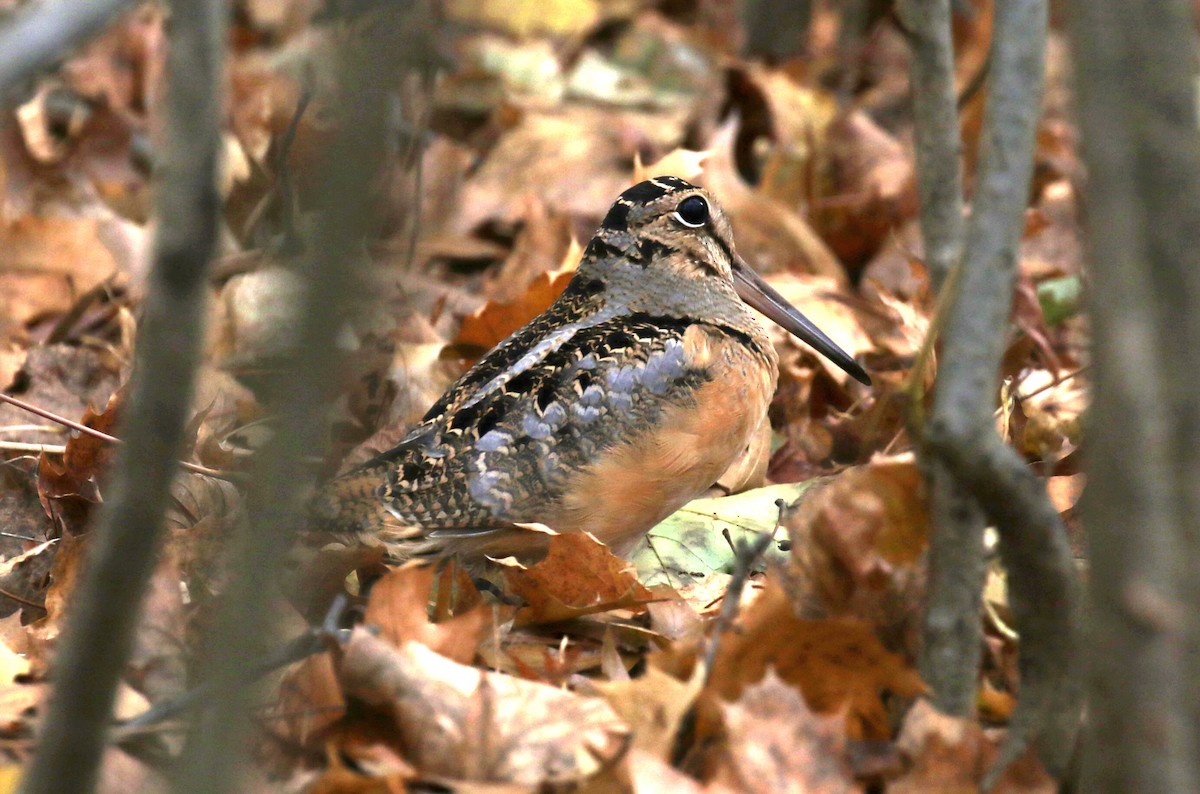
672, 196, 709, 228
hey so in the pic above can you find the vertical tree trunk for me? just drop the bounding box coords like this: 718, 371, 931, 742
1068, 1, 1200, 789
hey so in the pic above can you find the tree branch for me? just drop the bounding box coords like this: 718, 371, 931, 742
922, 0, 1082, 781
897, 0, 965, 294
18, 0, 225, 791
897, 0, 988, 719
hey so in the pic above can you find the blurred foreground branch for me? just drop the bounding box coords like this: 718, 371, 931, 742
921, 0, 1082, 782
0, 0, 133, 104
19, 0, 225, 792
1069, 1, 1200, 790
170, 6, 439, 792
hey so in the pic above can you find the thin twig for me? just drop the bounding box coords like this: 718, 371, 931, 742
1014, 364, 1089, 403
0, 442, 65, 454
702, 500, 785, 680
116, 595, 347, 737
0, 392, 244, 482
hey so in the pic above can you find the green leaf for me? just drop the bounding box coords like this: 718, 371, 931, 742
1036, 274, 1082, 325
631, 481, 824, 587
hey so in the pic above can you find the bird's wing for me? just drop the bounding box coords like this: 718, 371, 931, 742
313, 313, 714, 543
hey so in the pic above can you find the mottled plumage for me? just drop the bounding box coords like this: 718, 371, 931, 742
310, 176, 870, 565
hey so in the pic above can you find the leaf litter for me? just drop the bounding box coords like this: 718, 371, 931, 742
0, 0, 1086, 790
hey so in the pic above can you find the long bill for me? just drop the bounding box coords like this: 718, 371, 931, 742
732, 256, 871, 386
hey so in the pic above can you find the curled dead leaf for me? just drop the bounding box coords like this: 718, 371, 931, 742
338, 630, 628, 785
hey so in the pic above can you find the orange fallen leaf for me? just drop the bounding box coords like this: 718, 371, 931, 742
364, 564, 489, 664
715, 671, 855, 794
786, 455, 930, 658
506, 533, 656, 626
454, 248, 578, 356
708, 578, 924, 740
890, 699, 1056, 794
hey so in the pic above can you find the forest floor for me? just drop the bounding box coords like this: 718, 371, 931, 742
0, 1, 1086, 791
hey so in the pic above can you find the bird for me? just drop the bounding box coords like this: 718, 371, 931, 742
309, 176, 870, 569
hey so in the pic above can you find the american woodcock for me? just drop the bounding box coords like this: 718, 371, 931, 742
311, 176, 870, 566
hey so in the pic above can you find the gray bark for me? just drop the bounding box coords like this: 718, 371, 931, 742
922, 0, 1082, 781
897, 0, 989, 720
17, 1, 225, 791
1068, 0, 1200, 790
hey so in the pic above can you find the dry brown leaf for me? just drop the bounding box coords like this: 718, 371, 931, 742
36, 389, 122, 536
26, 531, 88, 652
0, 539, 55, 620
363, 565, 489, 665
455, 252, 578, 356
164, 472, 244, 598
889, 699, 1057, 794
0, 212, 143, 280
338, 630, 628, 785
0, 458, 53, 554
731, 63, 837, 206
0, 681, 43, 735
714, 670, 856, 794
701, 117, 845, 282
764, 273, 874, 385
506, 533, 656, 626
634, 149, 709, 184
628, 750, 736, 793
707, 577, 924, 741
594, 664, 703, 762
483, 197, 577, 305
0, 344, 123, 448
1020, 180, 1082, 280
453, 106, 687, 233
806, 111, 915, 272
271, 651, 346, 751
785, 456, 929, 657
1014, 369, 1084, 461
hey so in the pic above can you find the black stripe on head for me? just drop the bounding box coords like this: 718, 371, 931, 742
618, 175, 696, 205
601, 200, 631, 231
585, 235, 624, 260
711, 232, 736, 270
651, 175, 696, 192
635, 237, 673, 267
619, 180, 671, 204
